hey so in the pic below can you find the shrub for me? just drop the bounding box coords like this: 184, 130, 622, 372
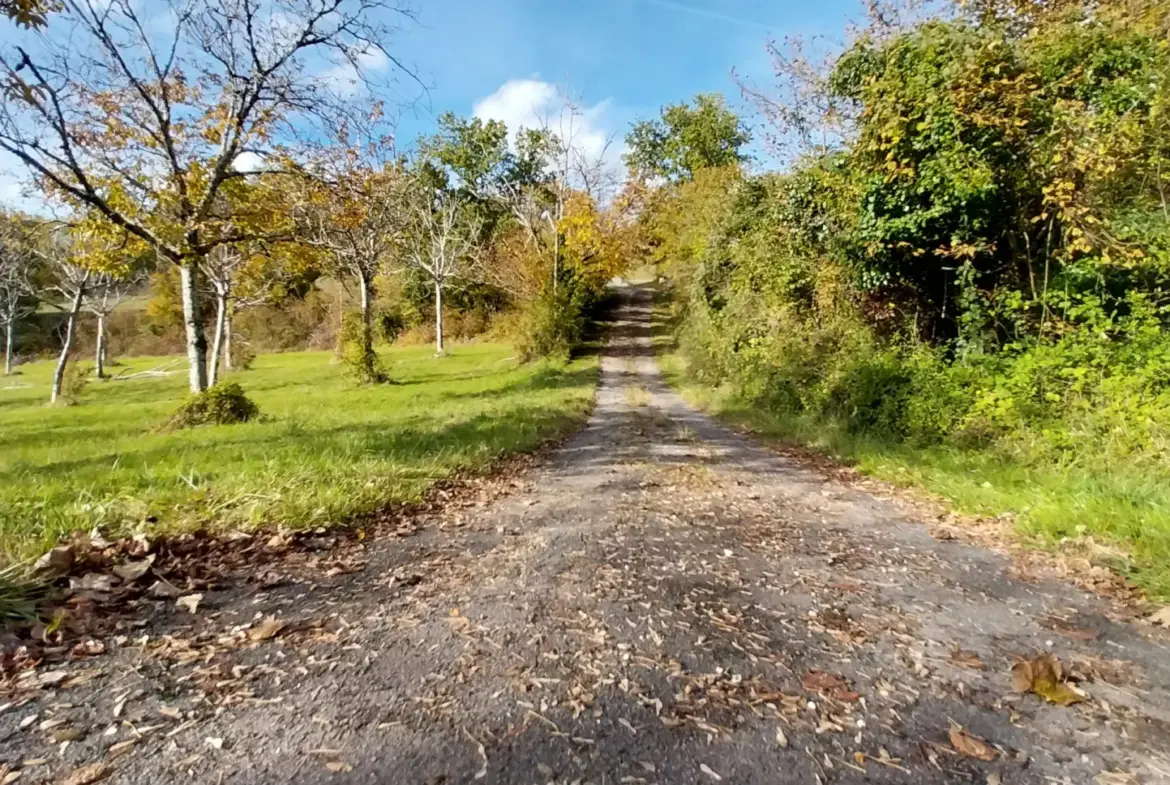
378, 310, 407, 343
60, 362, 91, 404
167, 382, 259, 429
336, 312, 389, 384
514, 288, 585, 363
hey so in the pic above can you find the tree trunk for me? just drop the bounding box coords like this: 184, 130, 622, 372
208, 292, 228, 387
358, 269, 372, 328
4, 320, 13, 376
224, 308, 233, 371
179, 260, 209, 394
94, 313, 106, 379
434, 280, 445, 355
357, 267, 374, 357
50, 287, 84, 404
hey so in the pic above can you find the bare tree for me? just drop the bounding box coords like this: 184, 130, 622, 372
85, 268, 142, 379
0, 212, 36, 375
199, 245, 282, 385
0, 0, 415, 393
41, 237, 91, 403
400, 191, 483, 355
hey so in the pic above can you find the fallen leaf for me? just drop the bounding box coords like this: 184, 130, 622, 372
70, 574, 114, 593
62, 763, 112, 785
949, 724, 996, 761
801, 670, 860, 701
700, 763, 722, 781
112, 555, 155, 583
71, 640, 105, 657
147, 580, 182, 599
324, 761, 352, 773
2, 771, 21, 784
205, 737, 223, 750
950, 648, 984, 670
1010, 654, 1086, 706
248, 617, 287, 642
107, 739, 136, 757
176, 594, 203, 614
33, 545, 75, 575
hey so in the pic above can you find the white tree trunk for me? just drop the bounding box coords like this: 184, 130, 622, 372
179, 260, 209, 394
224, 308, 233, 371
51, 287, 85, 404
357, 267, 375, 357
209, 292, 228, 387
358, 268, 372, 329
434, 280, 445, 355
4, 320, 13, 376
94, 313, 106, 379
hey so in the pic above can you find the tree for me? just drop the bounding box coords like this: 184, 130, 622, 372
0, 211, 36, 375
624, 94, 750, 182
0, 0, 413, 393
1, 0, 56, 28
85, 268, 142, 379
400, 190, 483, 355
40, 231, 90, 403
301, 154, 406, 380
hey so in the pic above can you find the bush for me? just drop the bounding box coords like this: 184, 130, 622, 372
60, 362, 91, 404
167, 382, 259, 429
514, 287, 585, 363
336, 312, 389, 384
378, 310, 407, 343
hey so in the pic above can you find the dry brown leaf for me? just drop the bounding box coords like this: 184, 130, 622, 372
1010, 654, 1086, 706
949, 725, 996, 761
62, 763, 112, 785
248, 617, 288, 642
950, 648, 984, 670
801, 670, 860, 702
112, 554, 155, 583
148, 580, 182, 599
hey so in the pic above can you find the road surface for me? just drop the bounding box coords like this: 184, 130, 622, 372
3, 285, 1170, 784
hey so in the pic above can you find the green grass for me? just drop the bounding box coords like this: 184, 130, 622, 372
0, 344, 597, 562
651, 300, 1170, 600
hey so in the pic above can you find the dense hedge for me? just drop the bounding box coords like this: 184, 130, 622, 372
654, 0, 1170, 471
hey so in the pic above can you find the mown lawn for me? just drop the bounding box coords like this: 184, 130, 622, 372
0, 345, 597, 562
651, 304, 1170, 600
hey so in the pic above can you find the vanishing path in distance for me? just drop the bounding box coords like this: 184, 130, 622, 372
4, 285, 1170, 784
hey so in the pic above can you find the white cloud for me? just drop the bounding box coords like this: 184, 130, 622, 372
232, 151, 267, 173
472, 79, 627, 191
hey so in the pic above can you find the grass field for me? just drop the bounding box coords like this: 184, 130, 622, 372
0, 345, 598, 562
651, 303, 1170, 600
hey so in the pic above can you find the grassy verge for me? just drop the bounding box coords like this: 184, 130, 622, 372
0, 344, 597, 562
651, 297, 1170, 600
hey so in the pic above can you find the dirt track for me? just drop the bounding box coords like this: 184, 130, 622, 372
3, 284, 1170, 784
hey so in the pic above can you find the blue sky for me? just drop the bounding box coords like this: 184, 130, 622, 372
0, 0, 866, 209
387, 0, 864, 154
